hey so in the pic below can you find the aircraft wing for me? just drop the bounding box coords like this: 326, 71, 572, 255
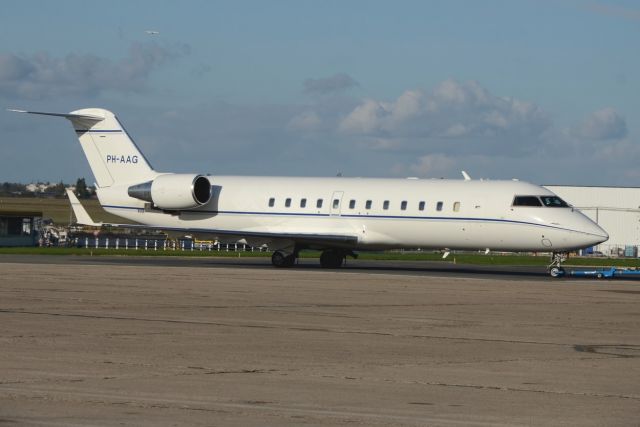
146, 225, 358, 247
66, 189, 103, 227
65, 194, 357, 246
84, 222, 358, 247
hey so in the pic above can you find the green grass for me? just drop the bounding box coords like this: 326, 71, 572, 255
0, 246, 638, 267
0, 196, 130, 225
358, 252, 640, 267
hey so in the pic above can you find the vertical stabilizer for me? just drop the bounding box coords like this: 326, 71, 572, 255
68, 108, 155, 188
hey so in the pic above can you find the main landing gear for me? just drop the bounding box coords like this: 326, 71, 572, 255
319, 249, 346, 269
271, 250, 297, 268
270, 248, 354, 268
548, 252, 568, 278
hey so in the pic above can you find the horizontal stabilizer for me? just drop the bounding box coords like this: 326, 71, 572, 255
66, 189, 102, 227
8, 108, 104, 122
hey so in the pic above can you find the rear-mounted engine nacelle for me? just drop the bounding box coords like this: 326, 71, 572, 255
128, 174, 211, 210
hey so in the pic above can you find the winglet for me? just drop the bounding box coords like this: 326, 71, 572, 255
66, 189, 102, 227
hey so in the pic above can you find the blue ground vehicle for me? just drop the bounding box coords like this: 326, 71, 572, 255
553, 267, 640, 279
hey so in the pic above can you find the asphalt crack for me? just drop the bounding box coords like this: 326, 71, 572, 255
3, 308, 631, 350
409, 380, 640, 401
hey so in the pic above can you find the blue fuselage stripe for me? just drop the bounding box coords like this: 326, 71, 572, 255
101, 204, 586, 234
75, 129, 123, 133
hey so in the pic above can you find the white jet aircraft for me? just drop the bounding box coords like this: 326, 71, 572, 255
10, 108, 608, 276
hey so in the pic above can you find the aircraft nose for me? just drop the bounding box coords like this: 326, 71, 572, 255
583, 221, 609, 246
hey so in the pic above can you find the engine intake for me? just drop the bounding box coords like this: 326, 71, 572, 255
128, 174, 211, 210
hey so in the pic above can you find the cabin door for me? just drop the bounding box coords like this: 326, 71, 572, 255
330, 191, 344, 216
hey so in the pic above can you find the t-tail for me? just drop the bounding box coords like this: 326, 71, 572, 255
10, 108, 212, 212
9, 108, 156, 187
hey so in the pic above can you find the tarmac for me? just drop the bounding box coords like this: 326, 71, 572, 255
0, 255, 638, 426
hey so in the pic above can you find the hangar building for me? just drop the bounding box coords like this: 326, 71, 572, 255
544, 186, 640, 256
0, 211, 42, 247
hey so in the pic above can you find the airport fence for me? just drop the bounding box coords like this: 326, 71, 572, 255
65, 236, 266, 253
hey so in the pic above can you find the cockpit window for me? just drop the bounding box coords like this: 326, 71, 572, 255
512, 196, 542, 207
540, 196, 569, 208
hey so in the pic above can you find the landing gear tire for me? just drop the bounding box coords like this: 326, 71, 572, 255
272, 250, 296, 268
549, 267, 565, 278
320, 250, 344, 268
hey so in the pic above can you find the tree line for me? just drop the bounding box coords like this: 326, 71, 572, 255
0, 178, 94, 198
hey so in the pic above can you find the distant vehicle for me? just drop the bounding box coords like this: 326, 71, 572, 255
145, 30, 159, 35
11, 108, 608, 276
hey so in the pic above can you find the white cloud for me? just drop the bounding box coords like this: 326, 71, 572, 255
408, 154, 456, 176
442, 123, 468, 137
0, 41, 190, 99
338, 79, 550, 147
390, 90, 422, 122
431, 79, 488, 107
355, 137, 402, 150
338, 91, 426, 135
338, 98, 389, 134
572, 107, 627, 140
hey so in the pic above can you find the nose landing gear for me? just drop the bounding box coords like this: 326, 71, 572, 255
548, 252, 568, 278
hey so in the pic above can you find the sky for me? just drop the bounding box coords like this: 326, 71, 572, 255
0, 0, 638, 186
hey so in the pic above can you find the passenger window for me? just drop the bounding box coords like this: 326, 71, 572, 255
418, 201, 425, 211
453, 202, 460, 212
268, 198, 275, 207
436, 201, 443, 211
285, 198, 291, 208
349, 199, 356, 209
316, 199, 323, 208
365, 200, 372, 209
513, 196, 542, 207
400, 201, 407, 210
383, 200, 389, 210
333, 199, 340, 209
300, 198, 307, 208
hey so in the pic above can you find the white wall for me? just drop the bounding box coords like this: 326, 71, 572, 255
544, 186, 640, 255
